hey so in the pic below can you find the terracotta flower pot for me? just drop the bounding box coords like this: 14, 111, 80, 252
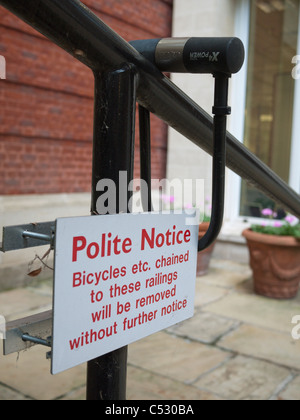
243, 228, 300, 299
197, 222, 216, 276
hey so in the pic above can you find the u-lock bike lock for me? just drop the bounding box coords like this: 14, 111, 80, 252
130, 37, 245, 251
130, 37, 244, 75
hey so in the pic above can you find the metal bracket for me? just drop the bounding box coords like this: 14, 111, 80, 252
3, 311, 52, 355
0, 221, 55, 252
22, 334, 52, 348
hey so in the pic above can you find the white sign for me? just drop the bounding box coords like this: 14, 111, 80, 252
52, 212, 199, 375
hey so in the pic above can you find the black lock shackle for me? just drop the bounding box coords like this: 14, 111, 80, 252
132, 37, 245, 252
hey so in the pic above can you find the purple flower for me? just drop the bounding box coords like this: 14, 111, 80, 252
161, 194, 175, 204
285, 215, 298, 225
261, 208, 273, 217
184, 203, 193, 209
273, 221, 283, 228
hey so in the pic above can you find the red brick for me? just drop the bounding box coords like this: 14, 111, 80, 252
0, 0, 172, 195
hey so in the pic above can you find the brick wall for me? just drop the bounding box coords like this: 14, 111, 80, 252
0, 0, 173, 195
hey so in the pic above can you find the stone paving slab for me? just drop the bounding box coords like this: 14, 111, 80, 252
0, 384, 32, 401
219, 324, 300, 370
211, 260, 252, 274
204, 293, 300, 334
127, 366, 223, 400
59, 386, 86, 401
128, 331, 232, 384
168, 311, 240, 345
0, 345, 86, 400
1, 259, 300, 400
0, 288, 52, 321
200, 260, 252, 289
277, 375, 300, 400
194, 280, 229, 308
194, 355, 291, 400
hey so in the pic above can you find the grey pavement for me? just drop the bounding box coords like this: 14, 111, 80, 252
1, 259, 300, 400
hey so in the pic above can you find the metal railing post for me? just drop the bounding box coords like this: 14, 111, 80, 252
87, 64, 137, 400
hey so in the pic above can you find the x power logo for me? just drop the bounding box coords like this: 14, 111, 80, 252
209, 52, 220, 62
190, 51, 220, 62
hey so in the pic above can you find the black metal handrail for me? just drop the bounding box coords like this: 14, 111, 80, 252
1, 0, 300, 402
1, 0, 299, 217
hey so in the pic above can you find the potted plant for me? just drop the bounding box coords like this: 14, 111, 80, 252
243, 210, 300, 299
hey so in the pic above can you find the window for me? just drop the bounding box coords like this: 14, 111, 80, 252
240, 0, 299, 218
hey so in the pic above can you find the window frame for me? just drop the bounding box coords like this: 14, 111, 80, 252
227, 0, 300, 225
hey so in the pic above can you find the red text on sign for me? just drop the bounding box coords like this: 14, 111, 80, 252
72, 234, 132, 262
141, 226, 191, 250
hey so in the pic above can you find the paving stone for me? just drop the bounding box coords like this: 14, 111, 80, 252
202, 260, 252, 289
1, 258, 300, 400
25, 278, 53, 298
128, 332, 231, 384
194, 355, 290, 400
194, 280, 229, 308
211, 259, 252, 275
0, 345, 86, 400
0, 383, 32, 400
127, 366, 223, 400
168, 312, 239, 344
204, 293, 300, 334
218, 325, 300, 370
59, 386, 86, 401
0, 288, 52, 321
234, 278, 255, 295
278, 375, 300, 400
